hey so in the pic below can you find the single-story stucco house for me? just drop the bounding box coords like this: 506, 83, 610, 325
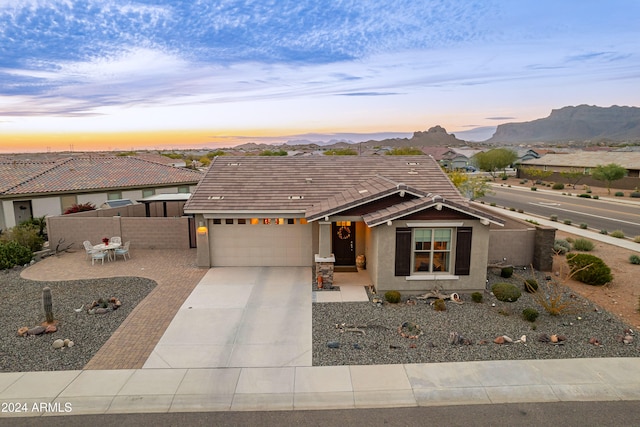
0, 156, 202, 230
184, 156, 505, 294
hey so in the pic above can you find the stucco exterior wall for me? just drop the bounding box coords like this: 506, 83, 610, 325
31, 197, 62, 218
78, 193, 108, 206
372, 219, 490, 294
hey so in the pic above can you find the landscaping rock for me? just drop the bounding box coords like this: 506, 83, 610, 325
27, 326, 45, 336
327, 341, 340, 349
17, 327, 29, 337
52, 339, 64, 349
45, 325, 57, 334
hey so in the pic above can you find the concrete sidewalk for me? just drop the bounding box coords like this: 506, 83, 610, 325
1, 358, 639, 417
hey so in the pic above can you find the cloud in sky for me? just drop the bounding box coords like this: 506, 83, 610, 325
0, 0, 639, 149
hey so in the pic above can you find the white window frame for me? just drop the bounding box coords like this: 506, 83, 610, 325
412, 227, 453, 274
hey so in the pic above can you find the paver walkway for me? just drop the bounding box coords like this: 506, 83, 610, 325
21, 248, 207, 370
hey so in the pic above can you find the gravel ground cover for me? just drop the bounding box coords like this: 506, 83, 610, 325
313, 268, 640, 366
1, 268, 156, 372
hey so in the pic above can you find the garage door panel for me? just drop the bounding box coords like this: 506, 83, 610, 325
210, 224, 312, 267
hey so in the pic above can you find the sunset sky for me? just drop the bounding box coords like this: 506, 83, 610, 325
1, 1, 639, 153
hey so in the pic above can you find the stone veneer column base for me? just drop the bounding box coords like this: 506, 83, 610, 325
315, 254, 335, 287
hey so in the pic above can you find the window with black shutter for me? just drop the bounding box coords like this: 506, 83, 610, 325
454, 227, 473, 275
395, 228, 412, 276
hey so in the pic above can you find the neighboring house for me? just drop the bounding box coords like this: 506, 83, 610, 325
131, 152, 188, 168
185, 156, 504, 294
521, 152, 640, 178
514, 149, 540, 164
440, 148, 483, 170
0, 156, 202, 230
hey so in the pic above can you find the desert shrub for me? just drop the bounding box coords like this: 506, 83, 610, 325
579, 223, 588, 229
629, 254, 640, 265
0, 241, 32, 270
509, 207, 516, 211
517, 208, 524, 213
489, 202, 496, 207
563, 219, 572, 225
530, 187, 537, 191
433, 298, 446, 311
593, 195, 599, 199
524, 279, 538, 293
501, 174, 508, 180
552, 183, 564, 190
600, 229, 608, 235
614, 191, 624, 197
500, 266, 514, 278
491, 283, 521, 302
631, 192, 640, 198
578, 194, 591, 198
64, 202, 96, 215
566, 253, 612, 286
384, 290, 401, 304
550, 214, 558, 222
610, 230, 625, 238
522, 308, 539, 322
565, 237, 574, 243
471, 292, 483, 303
0, 225, 44, 252
519, 180, 525, 184
634, 236, 640, 243
572, 238, 594, 251
585, 188, 592, 193
553, 239, 571, 255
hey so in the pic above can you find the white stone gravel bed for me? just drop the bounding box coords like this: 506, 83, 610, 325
1, 267, 156, 372
313, 268, 640, 366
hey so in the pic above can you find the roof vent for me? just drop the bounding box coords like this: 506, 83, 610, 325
208, 196, 224, 200
358, 189, 369, 194
406, 162, 420, 165
288, 195, 304, 200
408, 169, 418, 175
305, 177, 312, 183
227, 162, 241, 166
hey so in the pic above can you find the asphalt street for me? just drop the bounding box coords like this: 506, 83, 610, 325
480, 185, 640, 237
5, 401, 640, 427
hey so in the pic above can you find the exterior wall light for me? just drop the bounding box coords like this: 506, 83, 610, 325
197, 221, 208, 235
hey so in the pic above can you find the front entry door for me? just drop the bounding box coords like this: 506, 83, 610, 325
332, 222, 355, 265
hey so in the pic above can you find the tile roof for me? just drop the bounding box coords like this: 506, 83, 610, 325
362, 198, 504, 227
522, 152, 640, 169
0, 156, 202, 196
185, 156, 488, 222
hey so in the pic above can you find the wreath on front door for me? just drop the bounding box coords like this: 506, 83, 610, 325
337, 226, 351, 240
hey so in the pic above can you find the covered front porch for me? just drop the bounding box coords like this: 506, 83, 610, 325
313, 268, 373, 303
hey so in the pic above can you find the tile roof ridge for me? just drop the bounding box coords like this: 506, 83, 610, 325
108, 155, 203, 174
1, 158, 72, 195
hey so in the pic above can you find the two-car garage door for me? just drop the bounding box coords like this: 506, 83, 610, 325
209, 222, 313, 266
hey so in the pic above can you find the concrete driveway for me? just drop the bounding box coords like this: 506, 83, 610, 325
143, 267, 312, 369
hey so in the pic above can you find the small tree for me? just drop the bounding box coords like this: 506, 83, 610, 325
385, 147, 424, 155
591, 163, 627, 194
472, 148, 517, 180
259, 149, 288, 156
323, 148, 358, 156
521, 166, 553, 181
559, 168, 586, 189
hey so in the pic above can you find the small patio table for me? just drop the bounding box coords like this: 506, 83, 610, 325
92, 242, 121, 261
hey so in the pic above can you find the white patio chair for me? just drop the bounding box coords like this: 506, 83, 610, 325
110, 236, 122, 245
91, 250, 107, 265
114, 241, 130, 261
83, 241, 94, 259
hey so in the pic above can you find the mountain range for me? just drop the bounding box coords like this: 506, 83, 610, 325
486, 105, 640, 143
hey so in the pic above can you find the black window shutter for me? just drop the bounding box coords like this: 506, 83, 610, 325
454, 227, 473, 275
395, 228, 412, 276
